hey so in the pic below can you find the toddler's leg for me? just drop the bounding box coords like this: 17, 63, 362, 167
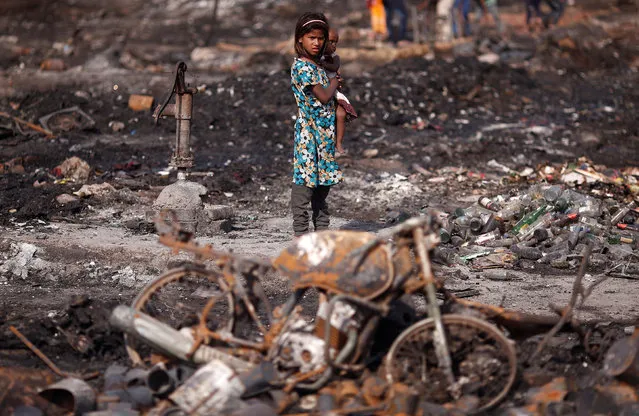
336, 105, 347, 154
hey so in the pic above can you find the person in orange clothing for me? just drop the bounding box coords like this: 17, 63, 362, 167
366, 0, 388, 41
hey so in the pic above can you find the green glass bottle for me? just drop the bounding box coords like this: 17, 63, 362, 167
511, 205, 549, 235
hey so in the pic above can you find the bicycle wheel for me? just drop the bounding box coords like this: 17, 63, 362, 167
384, 314, 517, 413
125, 265, 235, 367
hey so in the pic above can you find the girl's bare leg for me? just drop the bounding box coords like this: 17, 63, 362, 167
336, 105, 346, 154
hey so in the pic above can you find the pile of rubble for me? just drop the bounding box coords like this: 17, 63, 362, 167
3, 208, 639, 415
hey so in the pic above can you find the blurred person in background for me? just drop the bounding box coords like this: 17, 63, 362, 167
366, 0, 388, 43
475, 0, 503, 33
383, 0, 409, 44
452, 0, 472, 37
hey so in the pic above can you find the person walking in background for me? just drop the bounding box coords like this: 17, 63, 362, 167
524, 0, 543, 31
436, 0, 455, 41
475, 0, 504, 33
366, 0, 388, 42
383, 0, 409, 44
290, 12, 342, 236
543, 0, 566, 27
452, 0, 472, 37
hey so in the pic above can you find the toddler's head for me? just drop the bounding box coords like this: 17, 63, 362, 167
326, 28, 340, 55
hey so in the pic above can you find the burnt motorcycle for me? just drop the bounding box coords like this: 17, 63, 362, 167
120, 210, 517, 413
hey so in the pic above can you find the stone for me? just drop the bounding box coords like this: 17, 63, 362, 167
56, 193, 79, 204
152, 180, 208, 234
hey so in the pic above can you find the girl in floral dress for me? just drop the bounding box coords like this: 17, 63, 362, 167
290, 12, 342, 236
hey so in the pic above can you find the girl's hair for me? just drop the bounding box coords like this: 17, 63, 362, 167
294, 12, 329, 60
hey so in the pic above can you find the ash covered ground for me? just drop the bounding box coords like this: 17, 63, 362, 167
0, 0, 638, 413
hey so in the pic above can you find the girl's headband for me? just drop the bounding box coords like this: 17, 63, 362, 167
302, 19, 327, 28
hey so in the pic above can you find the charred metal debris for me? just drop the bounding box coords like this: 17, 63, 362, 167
5, 208, 636, 415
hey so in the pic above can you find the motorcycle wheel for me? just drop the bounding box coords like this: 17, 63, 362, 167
125, 264, 235, 367
384, 314, 517, 413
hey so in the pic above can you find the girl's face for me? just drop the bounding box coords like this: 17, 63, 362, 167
300, 29, 325, 58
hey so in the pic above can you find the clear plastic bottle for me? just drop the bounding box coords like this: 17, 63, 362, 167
577, 198, 602, 218
474, 229, 501, 245
496, 198, 523, 222
579, 216, 606, 235
543, 185, 563, 203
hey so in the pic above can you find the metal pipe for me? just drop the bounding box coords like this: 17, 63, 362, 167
110, 305, 252, 372
146, 364, 175, 397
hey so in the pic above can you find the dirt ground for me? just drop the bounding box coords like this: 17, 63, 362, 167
0, 0, 638, 413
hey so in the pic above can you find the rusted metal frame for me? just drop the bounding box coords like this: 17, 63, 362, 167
223, 263, 269, 337
297, 326, 359, 391
351, 314, 382, 365
265, 290, 308, 358
187, 279, 233, 358
322, 294, 389, 373
158, 234, 271, 269
283, 367, 329, 393
529, 243, 593, 363
190, 289, 268, 354
412, 226, 456, 394
9, 326, 99, 380
240, 263, 274, 323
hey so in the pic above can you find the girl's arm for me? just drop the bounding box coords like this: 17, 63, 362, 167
311, 76, 340, 104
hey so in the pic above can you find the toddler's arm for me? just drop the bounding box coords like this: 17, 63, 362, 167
322, 54, 341, 74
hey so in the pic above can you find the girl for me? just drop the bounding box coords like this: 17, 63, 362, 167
290, 12, 342, 236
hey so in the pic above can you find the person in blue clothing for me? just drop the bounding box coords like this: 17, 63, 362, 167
290, 12, 342, 236
383, 0, 409, 44
452, 0, 472, 37
524, 0, 544, 30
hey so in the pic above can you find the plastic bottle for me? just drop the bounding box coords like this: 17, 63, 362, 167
607, 234, 635, 245
610, 200, 638, 225
533, 227, 553, 242
577, 197, 602, 218
510, 244, 543, 260
474, 229, 501, 245
543, 185, 563, 203
478, 196, 500, 212
618, 223, 639, 232
496, 198, 523, 222
579, 216, 607, 235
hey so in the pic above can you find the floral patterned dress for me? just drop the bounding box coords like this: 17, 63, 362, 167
291, 58, 342, 188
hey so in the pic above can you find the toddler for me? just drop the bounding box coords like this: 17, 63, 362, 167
320, 28, 358, 156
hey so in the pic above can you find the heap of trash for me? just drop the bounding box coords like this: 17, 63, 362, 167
435, 162, 638, 278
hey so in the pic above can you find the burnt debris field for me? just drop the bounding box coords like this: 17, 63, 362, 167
1, 0, 639, 414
